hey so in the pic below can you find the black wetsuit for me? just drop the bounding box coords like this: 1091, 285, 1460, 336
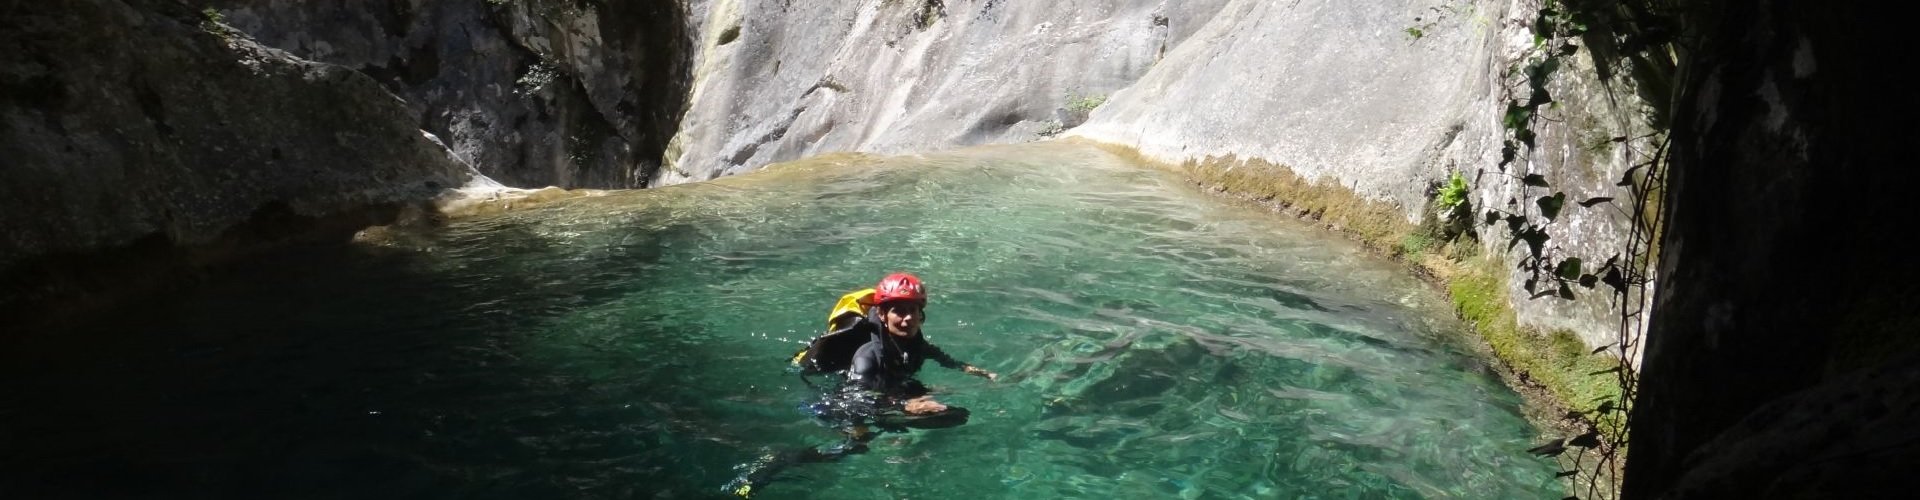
846, 329, 966, 398
725, 319, 973, 498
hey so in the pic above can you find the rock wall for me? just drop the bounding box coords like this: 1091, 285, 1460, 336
669, 0, 1655, 350
4, 0, 1655, 349
1075, 0, 1656, 350
1, 0, 477, 324
208, 0, 691, 189
656, 0, 1229, 183
1624, 0, 1920, 495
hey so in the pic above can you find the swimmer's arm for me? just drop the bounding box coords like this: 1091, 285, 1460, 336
928, 343, 998, 381
848, 352, 884, 389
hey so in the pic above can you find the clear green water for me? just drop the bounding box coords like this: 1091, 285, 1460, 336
1, 143, 1557, 498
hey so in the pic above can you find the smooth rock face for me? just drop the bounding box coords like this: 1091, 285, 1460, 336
665, 0, 1651, 347
1074, 0, 1651, 349
0, 0, 471, 275
655, 0, 1229, 184
209, 0, 691, 189
1076, 0, 1496, 211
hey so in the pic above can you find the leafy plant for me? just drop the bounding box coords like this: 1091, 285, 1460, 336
1066, 92, 1107, 113
1482, 1, 1683, 497
1036, 120, 1065, 137
199, 7, 237, 42
1437, 170, 1470, 215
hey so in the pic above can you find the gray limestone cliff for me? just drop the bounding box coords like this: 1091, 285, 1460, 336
655, 0, 1227, 183
1, 0, 478, 324
661, 0, 1654, 351
1076, 0, 1657, 352
207, 0, 691, 189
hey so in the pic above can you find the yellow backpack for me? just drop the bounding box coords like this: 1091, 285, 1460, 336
789, 288, 878, 373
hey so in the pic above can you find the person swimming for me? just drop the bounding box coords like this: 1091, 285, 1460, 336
726, 272, 998, 498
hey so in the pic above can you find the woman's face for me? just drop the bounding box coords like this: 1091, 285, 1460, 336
880, 301, 925, 338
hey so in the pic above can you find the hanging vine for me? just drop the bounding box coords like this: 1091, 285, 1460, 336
1478, 0, 1686, 498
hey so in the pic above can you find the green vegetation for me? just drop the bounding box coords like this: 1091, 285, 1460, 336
1466, 1, 1681, 494
1036, 120, 1065, 137
1451, 259, 1623, 430
199, 7, 237, 43
1066, 91, 1108, 113
1403, 4, 1460, 42
1090, 141, 1627, 493
1437, 171, 1469, 215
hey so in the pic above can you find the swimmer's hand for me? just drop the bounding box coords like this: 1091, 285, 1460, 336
903, 396, 949, 415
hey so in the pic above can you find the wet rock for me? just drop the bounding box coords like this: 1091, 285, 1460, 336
0, 0, 474, 326
207, 0, 692, 189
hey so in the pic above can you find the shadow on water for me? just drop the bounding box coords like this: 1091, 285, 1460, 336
0, 219, 756, 499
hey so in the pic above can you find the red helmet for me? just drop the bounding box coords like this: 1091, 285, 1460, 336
873, 272, 927, 305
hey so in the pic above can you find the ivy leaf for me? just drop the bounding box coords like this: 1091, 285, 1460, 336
1594, 400, 1616, 414
1555, 257, 1583, 281
1537, 193, 1567, 221
1590, 343, 1613, 354
1556, 470, 1579, 478
1528, 86, 1553, 107
1532, 9, 1557, 40
1504, 104, 1534, 130
1578, 273, 1598, 288
1522, 174, 1550, 187
1500, 141, 1518, 169
1528, 438, 1567, 457
1505, 215, 1527, 233
1517, 127, 1537, 148
1558, 43, 1579, 57
1484, 210, 1502, 226
1521, 227, 1549, 258
1524, 277, 1539, 294
1558, 282, 1575, 299
1569, 430, 1602, 448
1567, 9, 1595, 35
1579, 197, 1614, 207
1602, 267, 1626, 293
1526, 57, 1561, 83
1617, 164, 1644, 187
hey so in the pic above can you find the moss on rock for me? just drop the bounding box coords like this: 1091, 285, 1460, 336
1089, 139, 1626, 447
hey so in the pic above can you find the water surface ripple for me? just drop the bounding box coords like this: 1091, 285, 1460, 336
2, 143, 1557, 498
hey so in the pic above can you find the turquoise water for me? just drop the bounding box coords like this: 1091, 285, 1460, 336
1, 142, 1558, 498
